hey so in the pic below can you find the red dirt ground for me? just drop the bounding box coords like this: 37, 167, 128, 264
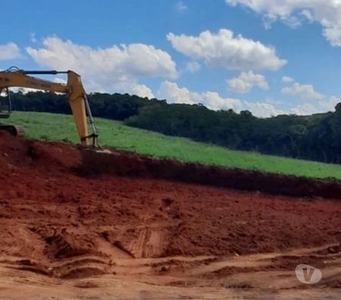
1, 132, 341, 298
1, 131, 341, 257
83, 144, 341, 199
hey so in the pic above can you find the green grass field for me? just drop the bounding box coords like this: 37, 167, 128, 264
3, 111, 341, 180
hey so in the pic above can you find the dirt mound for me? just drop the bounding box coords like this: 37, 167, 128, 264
82, 145, 341, 199
2, 131, 341, 199
1, 133, 341, 262
0, 131, 79, 171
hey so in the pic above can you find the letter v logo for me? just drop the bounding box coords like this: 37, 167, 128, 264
295, 264, 322, 284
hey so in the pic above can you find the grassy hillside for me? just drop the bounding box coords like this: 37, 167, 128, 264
3, 111, 341, 180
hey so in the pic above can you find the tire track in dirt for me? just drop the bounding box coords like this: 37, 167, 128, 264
96, 236, 133, 259
2, 132, 341, 297
1, 243, 341, 297
128, 227, 166, 258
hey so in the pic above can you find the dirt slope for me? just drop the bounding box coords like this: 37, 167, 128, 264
1, 132, 341, 298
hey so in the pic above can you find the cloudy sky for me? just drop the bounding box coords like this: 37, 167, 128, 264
2, 0, 341, 117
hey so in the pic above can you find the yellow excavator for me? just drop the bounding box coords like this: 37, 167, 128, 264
0, 67, 98, 147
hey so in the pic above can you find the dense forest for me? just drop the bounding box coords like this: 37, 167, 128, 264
2, 91, 341, 164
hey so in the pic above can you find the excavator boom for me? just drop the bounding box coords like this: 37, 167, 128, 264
0, 67, 98, 147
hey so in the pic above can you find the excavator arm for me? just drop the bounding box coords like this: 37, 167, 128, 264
0, 68, 98, 147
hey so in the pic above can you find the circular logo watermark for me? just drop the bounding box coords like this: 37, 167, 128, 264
295, 264, 322, 284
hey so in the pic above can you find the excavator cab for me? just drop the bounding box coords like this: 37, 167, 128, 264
0, 87, 24, 135
0, 88, 11, 119
0, 88, 23, 136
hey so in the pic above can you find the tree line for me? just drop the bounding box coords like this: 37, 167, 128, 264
5, 91, 341, 164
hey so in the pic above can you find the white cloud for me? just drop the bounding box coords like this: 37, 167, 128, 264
16, 87, 40, 94
159, 81, 285, 117
167, 29, 286, 71
244, 101, 284, 117
159, 81, 243, 112
175, 1, 187, 12
0, 43, 20, 60
159, 80, 341, 117
282, 76, 294, 83
26, 36, 178, 98
227, 71, 269, 93
185, 61, 201, 73
281, 81, 324, 100
290, 96, 340, 115
225, 0, 341, 46
290, 103, 319, 115
120, 82, 154, 99
53, 78, 67, 84
318, 96, 340, 112
29, 32, 37, 43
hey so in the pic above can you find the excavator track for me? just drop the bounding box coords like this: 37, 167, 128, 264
0, 124, 25, 136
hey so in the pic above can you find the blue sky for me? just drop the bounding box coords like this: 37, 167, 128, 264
1, 0, 341, 117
